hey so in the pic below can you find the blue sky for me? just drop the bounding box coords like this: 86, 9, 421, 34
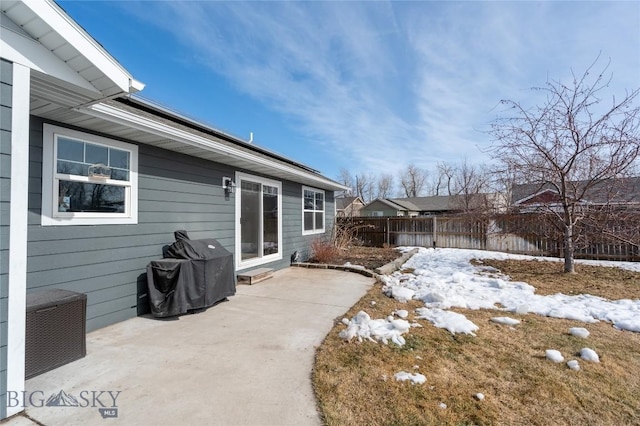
59, 1, 640, 181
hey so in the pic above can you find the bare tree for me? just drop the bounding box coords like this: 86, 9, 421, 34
490, 164, 518, 209
336, 168, 355, 196
399, 164, 428, 198
451, 160, 493, 212
490, 59, 640, 273
376, 173, 395, 199
435, 162, 456, 196
453, 160, 487, 194
355, 172, 376, 203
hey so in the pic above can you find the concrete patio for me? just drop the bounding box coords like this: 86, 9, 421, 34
4, 267, 374, 426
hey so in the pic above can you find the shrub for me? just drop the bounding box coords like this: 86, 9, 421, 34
332, 218, 374, 250
311, 238, 338, 264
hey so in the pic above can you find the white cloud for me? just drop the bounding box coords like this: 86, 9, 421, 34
125, 1, 640, 178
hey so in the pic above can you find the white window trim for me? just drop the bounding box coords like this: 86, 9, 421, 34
302, 185, 325, 236
41, 124, 138, 226
235, 172, 283, 270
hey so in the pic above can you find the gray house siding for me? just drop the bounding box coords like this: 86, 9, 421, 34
361, 199, 402, 217
263, 182, 335, 272
0, 58, 12, 421
27, 116, 335, 332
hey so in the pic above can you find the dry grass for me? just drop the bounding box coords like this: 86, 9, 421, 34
313, 258, 640, 426
478, 258, 640, 299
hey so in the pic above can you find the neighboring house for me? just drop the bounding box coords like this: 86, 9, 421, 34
401, 194, 507, 215
511, 178, 640, 211
335, 196, 365, 217
393, 196, 458, 216
0, 0, 346, 419
361, 194, 506, 217
360, 198, 419, 217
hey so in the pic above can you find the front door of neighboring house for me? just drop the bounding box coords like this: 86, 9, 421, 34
235, 172, 282, 269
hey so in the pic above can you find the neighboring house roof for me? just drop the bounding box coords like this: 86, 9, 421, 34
387, 198, 421, 211
363, 194, 505, 215
363, 198, 411, 212
335, 196, 364, 210
512, 177, 640, 206
391, 194, 498, 212
1, 0, 347, 192
391, 196, 452, 212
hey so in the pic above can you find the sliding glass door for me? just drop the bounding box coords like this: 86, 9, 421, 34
240, 181, 261, 260
236, 173, 282, 269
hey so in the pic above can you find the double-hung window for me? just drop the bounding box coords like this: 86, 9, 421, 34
302, 186, 325, 235
42, 124, 138, 226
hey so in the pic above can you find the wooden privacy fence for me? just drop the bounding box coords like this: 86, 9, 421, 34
337, 215, 639, 262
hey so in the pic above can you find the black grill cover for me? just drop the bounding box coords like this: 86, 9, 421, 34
146, 235, 235, 317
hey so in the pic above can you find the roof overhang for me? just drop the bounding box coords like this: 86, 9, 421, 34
80, 102, 348, 192
1, 0, 143, 104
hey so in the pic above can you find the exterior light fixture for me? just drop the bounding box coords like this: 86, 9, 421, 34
222, 177, 236, 194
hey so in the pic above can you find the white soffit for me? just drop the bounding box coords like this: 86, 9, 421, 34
1, 0, 143, 100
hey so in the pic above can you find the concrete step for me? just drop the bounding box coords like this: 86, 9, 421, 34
237, 268, 274, 285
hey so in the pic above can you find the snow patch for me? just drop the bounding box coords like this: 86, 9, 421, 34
394, 371, 426, 384
569, 327, 590, 338
394, 309, 409, 319
546, 349, 564, 363
390, 319, 411, 332
567, 360, 580, 371
415, 308, 479, 336
580, 348, 600, 362
338, 311, 411, 346
490, 317, 521, 326
613, 318, 640, 333
388, 248, 640, 332
386, 286, 415, 303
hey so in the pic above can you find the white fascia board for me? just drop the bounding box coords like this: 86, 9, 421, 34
22, 0, 142, 94
0, 26, 100, 95
82, 103, 348, 191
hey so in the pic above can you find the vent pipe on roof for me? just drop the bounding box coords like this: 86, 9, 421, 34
248, 132, 253, 144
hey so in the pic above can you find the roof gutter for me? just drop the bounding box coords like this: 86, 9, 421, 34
80, 102, 349, 191
118, 95, 318, 174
